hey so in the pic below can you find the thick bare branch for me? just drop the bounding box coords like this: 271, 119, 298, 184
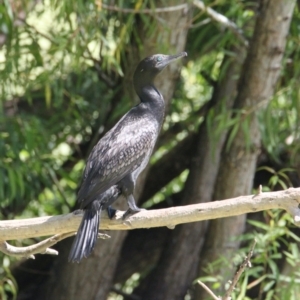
0, 188, 299, 246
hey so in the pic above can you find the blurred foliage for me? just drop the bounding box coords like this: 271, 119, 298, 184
197, 211, 300, 300
0, 256, 18, 300
256, 166, 296, 190
0, 0, 300, 299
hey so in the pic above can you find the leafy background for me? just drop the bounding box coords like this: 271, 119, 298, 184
0, 0, 300, 299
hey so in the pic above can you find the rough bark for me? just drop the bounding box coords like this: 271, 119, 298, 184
2, 188, 300, 245
34, 231, 126, 300
196, 0, 296, 298
137, 47, 245, 300
26, 3, 190, 300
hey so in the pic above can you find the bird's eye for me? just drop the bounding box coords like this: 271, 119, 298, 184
156, 56, 162, 62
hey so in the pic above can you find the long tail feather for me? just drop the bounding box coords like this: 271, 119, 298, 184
68, 207, 101, 263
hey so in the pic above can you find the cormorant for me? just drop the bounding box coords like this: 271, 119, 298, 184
68, 51, 187, 263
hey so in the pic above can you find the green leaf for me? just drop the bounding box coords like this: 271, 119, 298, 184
45, 84, 52, 108
263, 280, 275, 292
247, 220, 270, 231
16, 171, 25, 197
7, 167, 16, 199
226, 120, 240, 151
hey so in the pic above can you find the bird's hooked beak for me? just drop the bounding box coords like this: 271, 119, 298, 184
159, 51, 187, 69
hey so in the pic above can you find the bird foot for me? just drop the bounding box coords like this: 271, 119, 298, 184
72, 209, 82, 215
106, 206, 117, 219
98, 233, 111, 240
122, 207, 146, 220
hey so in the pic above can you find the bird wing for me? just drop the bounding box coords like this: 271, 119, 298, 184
77, 109, 157, 208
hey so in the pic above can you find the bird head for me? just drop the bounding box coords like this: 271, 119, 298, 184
133, 52, 187, 91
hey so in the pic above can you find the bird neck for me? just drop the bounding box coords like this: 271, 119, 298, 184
138, 84, 165, 107
138, 84, 165, 119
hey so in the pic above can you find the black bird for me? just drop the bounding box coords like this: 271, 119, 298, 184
68, 51, 187, 263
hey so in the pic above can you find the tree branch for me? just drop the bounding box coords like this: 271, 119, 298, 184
222, 239, 257, 300
197, 239, 257, 300
192, 0, 248, 47
197, 280, 221, 300
99, 3, 189, 14
0, 233, 74, 259
99, 1, 247, 46
0, 188, 299, 258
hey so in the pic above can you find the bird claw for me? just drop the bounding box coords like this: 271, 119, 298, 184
98, 233, 111, 240
122, 207, 146, 220
73, 209, 82, 215
106, 206, 117, 219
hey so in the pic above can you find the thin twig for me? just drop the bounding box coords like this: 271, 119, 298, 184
190, 18, 211, 28
197, 280, 221, 300
77, 16, 117, 88
99, 3, 189, 14
222, 239, 257, 300
99, 1, 248, 47
47, 166, 72, 210
18, 17, 116, 88
192, 0, 248, 47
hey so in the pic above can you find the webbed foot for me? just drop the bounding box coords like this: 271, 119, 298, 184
73, 209, 82, 215
107, 206, 117, 219
122, 207, 146, 220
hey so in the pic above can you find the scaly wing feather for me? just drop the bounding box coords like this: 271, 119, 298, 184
77, 107, 158, 208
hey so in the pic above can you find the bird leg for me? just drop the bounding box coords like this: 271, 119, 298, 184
72, 209, 83, 215
119, 175, 145, 219
98, 185, 121, 219
122, 194, 145, 219
127, 194, 141, 211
